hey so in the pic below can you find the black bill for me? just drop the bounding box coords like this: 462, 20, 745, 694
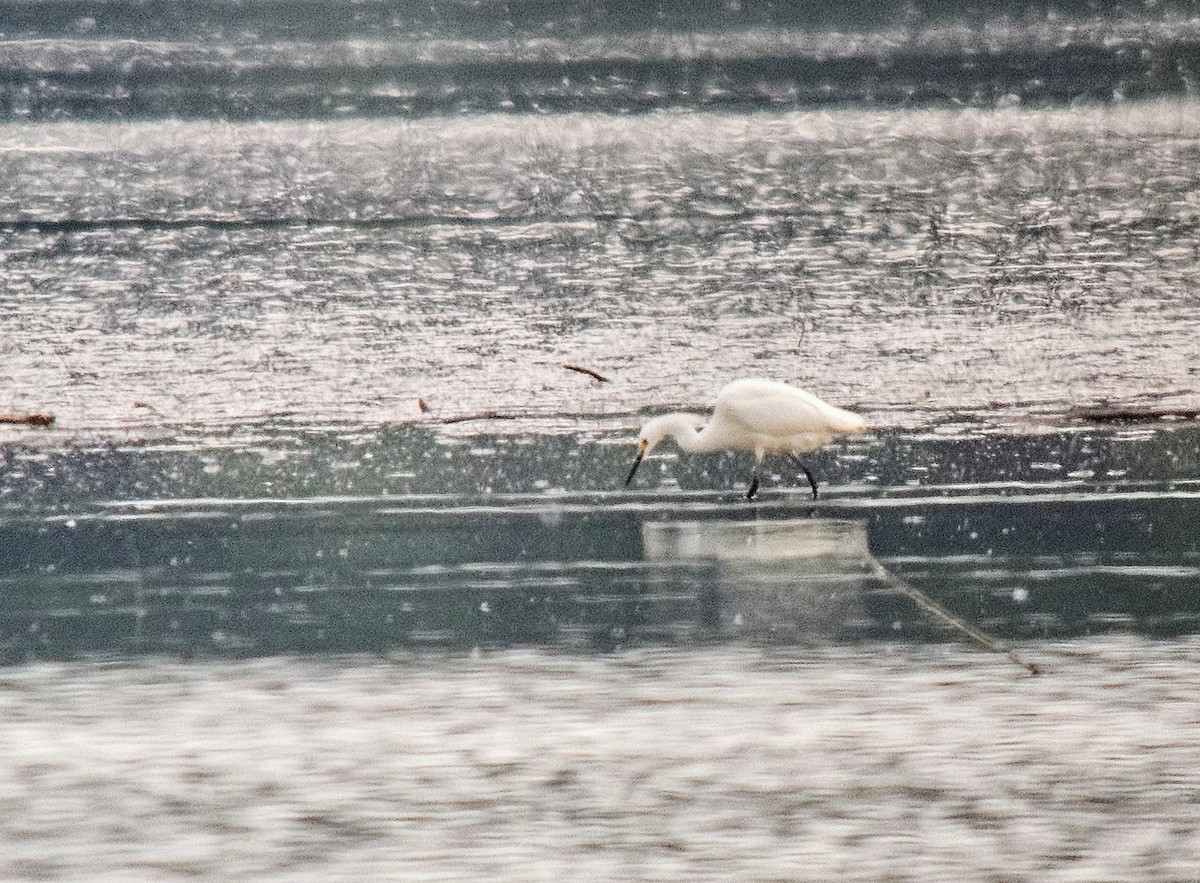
624, 452, 644, 487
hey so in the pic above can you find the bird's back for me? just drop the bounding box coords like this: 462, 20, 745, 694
711, 379, 865, 452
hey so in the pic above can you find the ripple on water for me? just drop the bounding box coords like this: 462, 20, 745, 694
2, 104, 1199, 431
0, 639, 1199, 880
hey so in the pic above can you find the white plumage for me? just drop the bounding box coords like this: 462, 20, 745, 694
625, 379, 866, 499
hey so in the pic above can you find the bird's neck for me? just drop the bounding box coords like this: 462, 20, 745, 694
667, 415, 721, 453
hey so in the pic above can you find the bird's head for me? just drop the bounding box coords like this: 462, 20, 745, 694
624, 413, 705, 487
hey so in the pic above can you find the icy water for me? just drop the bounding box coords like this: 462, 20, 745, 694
3, 2, 1200, 879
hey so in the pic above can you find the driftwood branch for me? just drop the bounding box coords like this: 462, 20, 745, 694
0, 412, 55, 427
562, 364, 610, 383
398, 406, 644, 427
432, 410, 523, 425
1069, 405, 1200, 423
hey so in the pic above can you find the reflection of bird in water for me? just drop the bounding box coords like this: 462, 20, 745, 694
625, 379, 866, 499
643, 517, 1040, 675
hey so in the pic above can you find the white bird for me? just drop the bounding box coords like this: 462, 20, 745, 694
624, 379, 866, 500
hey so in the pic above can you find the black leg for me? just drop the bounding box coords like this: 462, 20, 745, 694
796, 460, 818, 499
746, 469, 760, 500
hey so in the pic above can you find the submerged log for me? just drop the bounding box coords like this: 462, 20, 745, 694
1070, 405, 1200, 423
0, 412, 55, 427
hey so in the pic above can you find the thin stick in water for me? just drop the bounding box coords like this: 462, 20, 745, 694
563, 364, 610, 383
871, 562, 1041, 675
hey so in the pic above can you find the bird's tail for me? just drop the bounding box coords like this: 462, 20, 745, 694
824, 405, 867, 435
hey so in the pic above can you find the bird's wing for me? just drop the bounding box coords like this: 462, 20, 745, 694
710, 383, 825, 439
714, 380, 864, 438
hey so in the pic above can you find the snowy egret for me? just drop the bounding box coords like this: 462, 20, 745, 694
624, 379, 866, 500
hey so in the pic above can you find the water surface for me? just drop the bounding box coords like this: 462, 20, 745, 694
3, 643, 1200, 881
3, 4, 1200, 879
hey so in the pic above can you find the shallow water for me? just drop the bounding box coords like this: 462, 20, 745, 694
3, 441, 1200, 657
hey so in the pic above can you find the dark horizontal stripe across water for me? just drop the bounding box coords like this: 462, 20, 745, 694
5, 204, 1199, 236
1, 8, 1198, 119
8, 0, 1195, 41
